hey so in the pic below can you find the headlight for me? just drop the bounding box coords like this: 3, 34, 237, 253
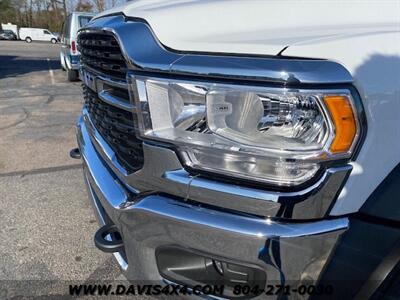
131, 75, 359, 187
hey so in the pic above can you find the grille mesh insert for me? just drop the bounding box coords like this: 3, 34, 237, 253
83, 85, 144, 172
78, 33, 127, 79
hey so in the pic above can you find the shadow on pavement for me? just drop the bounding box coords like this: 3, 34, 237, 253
0, 55, 60, 79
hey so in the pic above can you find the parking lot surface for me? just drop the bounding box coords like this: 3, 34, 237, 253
0, 41, 126, 298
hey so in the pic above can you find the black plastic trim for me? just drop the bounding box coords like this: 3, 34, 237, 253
94, 224, 124, 253
313, 217, 400, 300
69, 148, 81, 159
155, 245, 267, 299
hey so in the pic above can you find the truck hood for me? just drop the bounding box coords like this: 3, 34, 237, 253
96, 0, 398, 57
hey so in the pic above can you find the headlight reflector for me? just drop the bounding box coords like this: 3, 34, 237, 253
131, 76, 358, 186
206, 89, 329, 151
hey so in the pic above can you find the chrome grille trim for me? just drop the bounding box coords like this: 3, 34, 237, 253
97, 74, 128, 90
98, 90, 135, 112
78, 28, 145, 174
80, 65, 133, 111
83, 85, 143, 173
95, 75, 133, 111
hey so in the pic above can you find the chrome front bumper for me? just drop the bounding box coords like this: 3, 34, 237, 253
77, 111, 349, 290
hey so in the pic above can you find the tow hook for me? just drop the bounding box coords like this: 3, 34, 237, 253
94, 224, 124, 253
69, 148, 81, 159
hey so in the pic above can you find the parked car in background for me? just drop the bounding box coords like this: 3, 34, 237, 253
53, 32, 61, 42
19, 28, 58, 43
60, 12, 95, 81
1, 22, 19, 39
0, 29, 17, 40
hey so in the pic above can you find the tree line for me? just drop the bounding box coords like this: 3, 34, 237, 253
0, 0, 125, 33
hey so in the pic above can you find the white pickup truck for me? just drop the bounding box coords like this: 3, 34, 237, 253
73, 1, 400, 298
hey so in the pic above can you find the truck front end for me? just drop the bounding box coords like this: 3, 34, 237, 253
74, 1, 400, 298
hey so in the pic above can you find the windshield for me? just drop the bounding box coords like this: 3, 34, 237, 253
78, 16, 92, 28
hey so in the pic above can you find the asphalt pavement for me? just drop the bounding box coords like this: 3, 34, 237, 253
0, 41, 126, 298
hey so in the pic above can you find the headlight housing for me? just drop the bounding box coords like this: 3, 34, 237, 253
130, 75, 359, 187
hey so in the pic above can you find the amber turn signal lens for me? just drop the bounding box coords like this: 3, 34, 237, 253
324, 95, 357, 154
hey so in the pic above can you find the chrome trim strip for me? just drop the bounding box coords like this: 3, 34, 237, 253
83, 171, 128, 271
164, 166, 352, 218
97, 74, 127, 90
98, 90, 134, 112
170, 55, 353, 84
77, 115, 132, 209
127, 195, 349, 238
80, 15, 353, 84
164, 169, 280, 202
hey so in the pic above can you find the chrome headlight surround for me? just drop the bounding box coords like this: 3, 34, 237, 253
129, 74, 360, 187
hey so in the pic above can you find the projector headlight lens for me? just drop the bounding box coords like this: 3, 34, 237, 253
131, 76, 359, 186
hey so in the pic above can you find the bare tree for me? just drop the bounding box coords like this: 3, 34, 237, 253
75, 0, 93, 12
93, 0, 105, 12
1, 0, 118, 32
29, 0, 33, 26
61, 0, 66, 17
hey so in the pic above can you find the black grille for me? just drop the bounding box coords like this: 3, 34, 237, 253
83, 85, 144, 172
78, 33, 127, 79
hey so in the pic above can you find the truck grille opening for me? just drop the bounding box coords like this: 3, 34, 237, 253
78, 33, 127, 80
83, 85, 144, 172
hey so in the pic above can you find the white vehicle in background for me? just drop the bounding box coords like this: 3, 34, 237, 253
1, 22, 19, 39
60, 12, 95, 81
19, 28, 58, 43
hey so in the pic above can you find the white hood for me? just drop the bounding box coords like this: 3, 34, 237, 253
96, 0, 399, 60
